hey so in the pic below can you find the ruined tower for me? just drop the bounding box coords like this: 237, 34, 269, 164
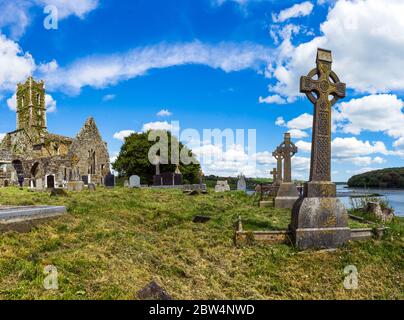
16, 76, 47, 134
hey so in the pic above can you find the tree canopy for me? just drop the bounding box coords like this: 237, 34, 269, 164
347, 167, 404, 189
112, 130, 201, 185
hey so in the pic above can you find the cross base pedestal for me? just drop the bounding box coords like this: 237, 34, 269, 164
304, 181, 336, 198
290, 197, 350, 250
275, 182, 299, 209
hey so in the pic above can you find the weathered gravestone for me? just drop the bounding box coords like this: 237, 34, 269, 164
136, 281, 172, 300
35, 178, 43, 191
215, 180, 230, 192
270, 168, 277, 183
275, 133, 299, 209
105, 173, 115, 188
237, 174, 247, 192
290, 48, 350, 250
129, 175, 141, 188
67, 181, 84, 192
81, 175, 89, 185
88, 183, 96, 191
272, 147, 283, 184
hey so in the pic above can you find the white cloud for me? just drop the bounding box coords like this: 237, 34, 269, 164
335, 94, 404, 138
37, 0, 99, 19
141, 121, 173, 132
102, 94, 116, 102
295, 140, 311, 153
0, 0, 99, 39
7, 92, 57, 113
272, 1, 314, 23
0, 34, 35, 92
157, 109, 172, 117
41, 41, 271, 95
332, 137, 389, 158
264, 0, 404, 102
0, 133, 5, 142
259, 94, 287, 104
286, 113, 313, 130
45, 94, 57, 112
113, 130, 135, 142
289, 129, 308, 139
338, 156, 385, 167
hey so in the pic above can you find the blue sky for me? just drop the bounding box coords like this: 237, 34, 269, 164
0, 0, 403, 181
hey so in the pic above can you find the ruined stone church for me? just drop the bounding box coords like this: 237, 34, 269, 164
0, 76, 110, 188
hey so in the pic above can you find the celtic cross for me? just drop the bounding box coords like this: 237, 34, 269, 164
277, 133, 297, 183
272, 147, 283, 183
300, 49, 346, 185
270, 168, 277, 183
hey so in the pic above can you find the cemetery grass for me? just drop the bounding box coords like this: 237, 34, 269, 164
0, 187, 402, 300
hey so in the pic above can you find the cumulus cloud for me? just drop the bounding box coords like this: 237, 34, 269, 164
335, 94, 404, 138
41, 41, 271, 95
113, 130, 135, 141
0, 0, 99, 39
141, 121, 173, 132
102, 94, 116, 102
0, 34, 35, 91
272, 1, 314, 23
157, 109, 172, 117
263, 0, 404, 103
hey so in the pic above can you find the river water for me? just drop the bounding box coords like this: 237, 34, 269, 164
337, 185, 404, 217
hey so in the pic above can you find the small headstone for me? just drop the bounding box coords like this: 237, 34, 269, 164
136, 281, 172, 300
81, 175, 89, 185
215, 180, 230, 193
35, 178, 43, 190
124, 180, 129, 187
4, 180, 9, 187
67, 181, 84, 192
105, 173, 115, 188
88, 183, 96, 192
193, 215, 211, 223
129, 175, 141, 188
50, 188, 68, 197
237, 174, 247, 192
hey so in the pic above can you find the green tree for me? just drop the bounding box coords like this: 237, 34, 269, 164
112, 130, 201, 184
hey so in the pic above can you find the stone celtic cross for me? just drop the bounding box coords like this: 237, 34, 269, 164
270, 168, 277, 183
272, 147, 283, 183
277, 133, 297, 183
300, 49, 346, 186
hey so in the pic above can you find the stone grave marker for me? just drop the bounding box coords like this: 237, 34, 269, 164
88, 183, 96, 191
215, 180, 230, 192
237, 174, 247, 192
35, 178, 43, 190
67, 181, 84, 192
136, 281, 172, 300
272, 147, 283, 184
129, 175, 141, 188
81, 175, 89, 185
105, 173, 115, 188
274, 133, 299, 209
290, 48, 350, 250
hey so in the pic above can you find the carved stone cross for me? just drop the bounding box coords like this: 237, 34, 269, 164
270, 168, 277, 183
277, 133, 297, 183
272, 148, 283, 183
300, 49, 346, 194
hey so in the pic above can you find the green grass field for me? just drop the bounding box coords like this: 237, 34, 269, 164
0, 187, 402, 300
